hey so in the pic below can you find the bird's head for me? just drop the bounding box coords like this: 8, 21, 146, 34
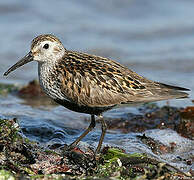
4, 34, 65, 76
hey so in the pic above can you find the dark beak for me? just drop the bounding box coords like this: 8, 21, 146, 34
4, 51, 33, 76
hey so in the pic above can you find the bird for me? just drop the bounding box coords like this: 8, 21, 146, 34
4, 34, 190, 154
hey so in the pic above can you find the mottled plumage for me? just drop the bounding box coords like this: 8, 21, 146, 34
4, 34, 190, 153
54, 50, 188, 108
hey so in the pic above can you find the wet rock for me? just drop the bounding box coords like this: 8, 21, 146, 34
106, 104, 194, 139
30, 147, 96, 175
179, 106, 194, 139
0, 118, 97, 178
0, 118, 36, 175
18, 80, 56, 106
18, 80, 45, 97
0, 118, 192, 179
137, 134, 176, 155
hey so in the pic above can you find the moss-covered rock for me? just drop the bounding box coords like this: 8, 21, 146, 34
0, 118, 192, 179
0, 118, 36, 176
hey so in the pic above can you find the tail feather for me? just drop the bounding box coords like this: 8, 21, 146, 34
159, 82, 190, 91
131, 82, 190, 104
155, 82, 190, 100
121, 82, 189, 105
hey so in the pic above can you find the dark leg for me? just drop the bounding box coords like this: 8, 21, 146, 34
69, 114, 96, 148
95, 115, 107, 154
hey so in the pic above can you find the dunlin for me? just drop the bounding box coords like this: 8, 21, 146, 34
4, 34, 189, 153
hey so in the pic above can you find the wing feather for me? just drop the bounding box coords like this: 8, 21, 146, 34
57, 50, 189, 107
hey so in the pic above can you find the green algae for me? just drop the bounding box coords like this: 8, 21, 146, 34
0, 83, 19, 95
97, 148, 150, 179
0, 170, 15, 180
95, 147, 192, 179
103, 148, 146, 160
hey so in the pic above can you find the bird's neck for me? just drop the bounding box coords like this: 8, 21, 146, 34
38, 61, 56, 78
38, 61, 62, 99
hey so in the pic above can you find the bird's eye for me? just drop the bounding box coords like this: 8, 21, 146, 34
43, 43, 49, 49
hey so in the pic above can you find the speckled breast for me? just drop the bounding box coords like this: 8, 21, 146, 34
38, 62, 114, 115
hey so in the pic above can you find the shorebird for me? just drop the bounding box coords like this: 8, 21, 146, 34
4, 34, 189, 154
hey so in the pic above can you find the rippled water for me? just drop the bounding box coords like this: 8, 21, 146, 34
0, 0, 193, 172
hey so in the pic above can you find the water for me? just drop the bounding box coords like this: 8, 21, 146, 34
0, 0, 193, 172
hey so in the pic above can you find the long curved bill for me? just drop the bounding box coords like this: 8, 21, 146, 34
4, 52, 33, 76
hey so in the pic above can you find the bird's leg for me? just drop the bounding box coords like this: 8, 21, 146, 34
95, 115, 107, 154
69, 114, 96, 149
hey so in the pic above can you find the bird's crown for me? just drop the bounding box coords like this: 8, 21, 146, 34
31, 34, 62, 49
